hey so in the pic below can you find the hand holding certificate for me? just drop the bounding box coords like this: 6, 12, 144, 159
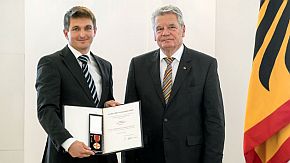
63, 101, 143, 154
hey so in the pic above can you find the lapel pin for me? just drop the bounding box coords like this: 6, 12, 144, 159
183, 66, 187, 70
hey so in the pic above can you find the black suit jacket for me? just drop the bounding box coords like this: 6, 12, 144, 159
35, 46, 117, 163
123, 46, 225, 163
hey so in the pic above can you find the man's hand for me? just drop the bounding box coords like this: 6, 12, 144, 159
68, 140, 95, 158
104, 100, 121, 107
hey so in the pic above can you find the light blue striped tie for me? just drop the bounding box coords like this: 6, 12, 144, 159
78, 55, 99, 105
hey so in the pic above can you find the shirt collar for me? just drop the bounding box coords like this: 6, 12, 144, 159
68, 44, 91, 61
159, 44, 184, 62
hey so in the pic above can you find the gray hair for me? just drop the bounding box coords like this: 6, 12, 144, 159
151, 5, 184, 29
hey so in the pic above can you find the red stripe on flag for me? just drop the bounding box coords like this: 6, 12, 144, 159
268, 137, 290, 163
244, 100, 290, 153
244, 149, 262, 163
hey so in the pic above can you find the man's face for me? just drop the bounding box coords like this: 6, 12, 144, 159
63, 17, 96, 54
154, 13, 185, 54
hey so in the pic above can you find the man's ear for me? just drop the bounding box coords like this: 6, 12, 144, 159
153, 31, 157, 41
93, 27, 97, 36
182, 25, 185, 37
63, 29, 69, 40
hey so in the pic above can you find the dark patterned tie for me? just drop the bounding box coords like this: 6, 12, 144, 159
78, 55, 99, 105
162, 57, 174, 104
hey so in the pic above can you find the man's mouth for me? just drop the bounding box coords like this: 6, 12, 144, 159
162, 39, 172, 42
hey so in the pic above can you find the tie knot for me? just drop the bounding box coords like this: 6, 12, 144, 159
78, 55, 89, 64
164, 57, 174, 65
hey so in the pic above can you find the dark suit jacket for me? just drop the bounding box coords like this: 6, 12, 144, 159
123, 46, 225, 163
35, 46, 117, 163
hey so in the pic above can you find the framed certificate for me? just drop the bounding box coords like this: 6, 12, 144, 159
63, 101, 143, 154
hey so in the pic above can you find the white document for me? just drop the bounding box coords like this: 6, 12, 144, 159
102, 102, 143, 153
63, 101, 143, 154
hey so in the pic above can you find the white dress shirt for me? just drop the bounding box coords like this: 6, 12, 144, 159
68, 45, 102, 102
160, 44, 184, 85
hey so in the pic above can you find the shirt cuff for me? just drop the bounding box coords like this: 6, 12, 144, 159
62, 138, 77, 152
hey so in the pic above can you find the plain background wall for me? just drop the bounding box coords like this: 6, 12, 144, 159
216, 0, 260, 162
0, 0, 24, 162
0, 0, 259, 163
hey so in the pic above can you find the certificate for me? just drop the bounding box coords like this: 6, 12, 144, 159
63, 101, 143, 154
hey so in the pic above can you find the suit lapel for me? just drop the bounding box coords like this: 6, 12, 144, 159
150, 51, 166, 107
60, 46, 94, 102
167, 47, 192, 105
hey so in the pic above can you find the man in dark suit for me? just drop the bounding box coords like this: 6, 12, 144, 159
35, 6, 119, 163
122, 5, 225, 163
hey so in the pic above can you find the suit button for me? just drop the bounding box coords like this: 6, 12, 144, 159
164, 118, 168, 122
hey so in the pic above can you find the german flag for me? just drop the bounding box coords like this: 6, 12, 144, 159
244, 0, 290, 162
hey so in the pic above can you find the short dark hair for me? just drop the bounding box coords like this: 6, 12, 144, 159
64, 6, 96, 30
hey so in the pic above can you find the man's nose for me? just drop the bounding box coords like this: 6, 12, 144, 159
79, 30, 85, 37
161, 28, 170, 36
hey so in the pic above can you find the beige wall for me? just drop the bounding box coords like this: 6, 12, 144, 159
0, 0, 259, 163
0, 0, 24, 163
216, 0, 259, 162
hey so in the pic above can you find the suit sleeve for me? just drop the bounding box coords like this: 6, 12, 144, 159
107, 62, 114, 101
122, 58, 140, 163
124, 58, 139, 104
202, 59, 225, 163
35, 56, 72, 151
